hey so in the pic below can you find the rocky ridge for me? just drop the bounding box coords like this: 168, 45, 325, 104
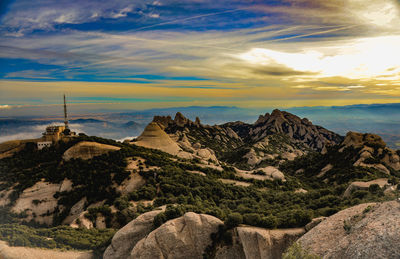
151, 110, 342, 169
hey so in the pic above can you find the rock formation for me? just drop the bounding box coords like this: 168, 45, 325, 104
298, 201, 400, 258
130, 212, 223, 259
11, 179, 73, 225
340, 132, 400, 172
104, 209, 165, 259
251, 109, 342, 151
133, 122, 182, 155
150, 110, 340, 169
63, 141, 120, 161
105, 212, 223, 259
215, 227, 305, 259
343, 178, 388, 197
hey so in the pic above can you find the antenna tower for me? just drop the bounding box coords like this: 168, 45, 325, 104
63, 94, 69, 129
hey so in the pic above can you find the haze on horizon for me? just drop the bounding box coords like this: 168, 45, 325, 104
1, 0, 400, 114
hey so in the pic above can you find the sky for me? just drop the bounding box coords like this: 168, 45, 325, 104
1, 0, 400, 115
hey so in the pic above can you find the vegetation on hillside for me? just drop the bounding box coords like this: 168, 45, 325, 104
0, 134, 398, 253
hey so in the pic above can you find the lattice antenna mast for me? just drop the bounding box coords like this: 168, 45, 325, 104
63, 94, 69, 129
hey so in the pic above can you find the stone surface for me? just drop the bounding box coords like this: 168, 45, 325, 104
305, 217, 326, 232
133, 122, 182, 155
103, 209, 165, 259
298, 201, 400, 259
215, 227, 305, 259
11, 179, 72, 225
129, 212, 223, 259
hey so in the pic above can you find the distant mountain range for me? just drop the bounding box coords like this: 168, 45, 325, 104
0, 103, 399, 149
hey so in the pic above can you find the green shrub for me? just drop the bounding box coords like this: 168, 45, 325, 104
352, 190, 368, 199
368, 184, 381, 194
225, 213, 243, 229
283, 242, 321, 259
260, 215, 278, 229
243, 213, 261, 226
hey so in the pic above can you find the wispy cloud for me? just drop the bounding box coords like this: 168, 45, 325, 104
0, 0, 400, 110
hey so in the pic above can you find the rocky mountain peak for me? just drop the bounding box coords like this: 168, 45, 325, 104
251, 110, 342, 151
152, 115, 173, 129
194, 117, 201, 126
271, 108, 285, 118
174, 112, 190, 127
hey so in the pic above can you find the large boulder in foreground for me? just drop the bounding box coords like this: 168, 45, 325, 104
130, 212, 223, 259
63, 141, 120, 161
103, 208, 165, 259
215, 227, 305, 259
298, 200, 400, 259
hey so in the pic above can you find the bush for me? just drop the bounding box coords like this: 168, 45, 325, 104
225, 213, 243, 229
283, 242, 321, 259
153, 212, 167, 228
114, 196, 130, 211
260, 215, 278, 229
368, 184, 381, 194
243, 213, 261, 226
352, 190, 368, 199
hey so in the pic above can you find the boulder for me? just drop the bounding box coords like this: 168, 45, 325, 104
298, 201, 400, 258
103, 209, 165, 259
129, 212, 223, 259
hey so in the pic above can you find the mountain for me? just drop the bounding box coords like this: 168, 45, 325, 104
151, 110, 342, 169
0, 110, 399, 258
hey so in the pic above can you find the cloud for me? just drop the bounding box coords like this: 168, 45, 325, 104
4, 70, 56, 79
0, 0, 143, 34
236, 36, 400, 80
1, 0, 400, 109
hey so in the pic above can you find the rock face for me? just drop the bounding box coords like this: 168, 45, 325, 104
129, 212, 223, 259
11, 179, 73, 225
251, 109, 342, 151
340, 132, 400, 172
215, 227, 305, 259
63, 141, 120, 161
298, 201, 400, 259
104, 209, 165, 259
133, 122, 182, 155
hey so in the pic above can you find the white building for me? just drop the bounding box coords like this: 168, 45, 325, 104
37, 141, 53, 150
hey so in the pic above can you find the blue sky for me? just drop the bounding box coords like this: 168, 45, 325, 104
1, 0, 400, 114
